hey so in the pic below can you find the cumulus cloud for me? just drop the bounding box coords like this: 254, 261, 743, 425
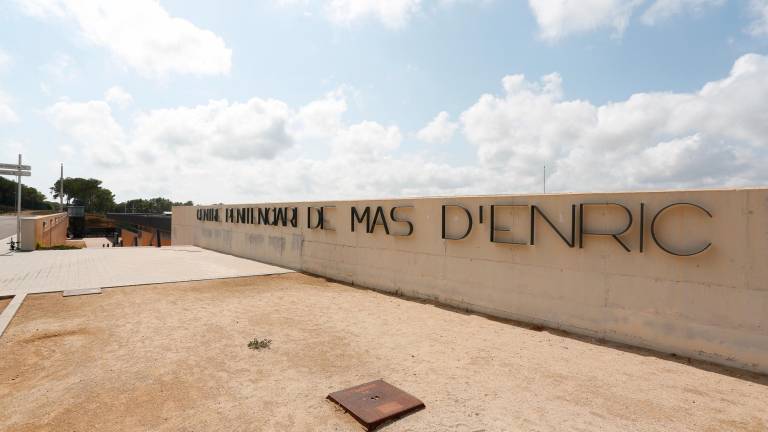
17, 0, 232, 78
47, 100, 126, 167
417, 111, 458, 144
325, 0, 422, 28
527, 0, 642, 40
278, 0, 486, 28
529, 0, 741, 39
281, 0, 768, 36
104, 86, 133, 108
641, 0, 723, 24
749, 0, 768, 36
43, 54, 768, 202
460, 53, 768, 191
133, 98, 294, 162
332, 121, 402, 157
289, 89, 348, 139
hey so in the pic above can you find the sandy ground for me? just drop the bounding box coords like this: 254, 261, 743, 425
0, 297, 10, 315
0, 273, 766, 432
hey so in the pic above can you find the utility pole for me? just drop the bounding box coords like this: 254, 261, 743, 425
60, 163, 64, 212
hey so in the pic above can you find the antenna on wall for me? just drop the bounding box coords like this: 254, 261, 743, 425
543, 165, 546, 194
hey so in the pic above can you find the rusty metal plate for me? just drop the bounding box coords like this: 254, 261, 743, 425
327, 379, 425, 430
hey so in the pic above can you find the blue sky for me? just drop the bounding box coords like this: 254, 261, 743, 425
1, 0, 767, 203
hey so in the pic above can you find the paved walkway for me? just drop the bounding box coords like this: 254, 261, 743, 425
0, 246, 292, 337
0, 246, 292, 297
82, 237, 112, 248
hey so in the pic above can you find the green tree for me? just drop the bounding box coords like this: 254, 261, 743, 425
0, 177, 53, 210
115, 197, 194, 213
91, 188, 116, 213
50, 177, 115, 213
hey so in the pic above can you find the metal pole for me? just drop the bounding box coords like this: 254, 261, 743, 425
60, 163, 64, 211
16, 154, 21, 246
543, 165, 546, 194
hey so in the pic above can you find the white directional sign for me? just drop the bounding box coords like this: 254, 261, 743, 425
2, 155, 31, 251
0, 169, 31, 176
0, 163, 31, 171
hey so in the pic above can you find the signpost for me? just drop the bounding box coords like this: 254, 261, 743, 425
0, 155, 31, 250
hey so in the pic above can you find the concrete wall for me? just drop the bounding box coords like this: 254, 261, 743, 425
20, 212, 68, 251
172, 189, 768, 374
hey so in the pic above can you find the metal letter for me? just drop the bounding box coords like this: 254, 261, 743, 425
579, 203, 633, 252
389, 206, 414, 236
530, 204, 575, 247
441, 205, 473, 240
369, 206, 390, 234
651, 203, 712, 256
351, 207, 371, 233
490, 204, 528, 245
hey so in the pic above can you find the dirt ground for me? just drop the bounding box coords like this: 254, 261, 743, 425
0, 296, 10, 314
1, 273, 767, 432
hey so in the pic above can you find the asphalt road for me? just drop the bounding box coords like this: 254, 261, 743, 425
0, 215, 17, 240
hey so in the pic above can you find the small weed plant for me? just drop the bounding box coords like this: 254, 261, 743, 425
248, 338, 272, 350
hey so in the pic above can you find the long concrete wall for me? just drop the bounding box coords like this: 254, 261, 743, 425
172, 189, 768, 374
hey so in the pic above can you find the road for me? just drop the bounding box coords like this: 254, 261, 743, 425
0, 215, 17, 240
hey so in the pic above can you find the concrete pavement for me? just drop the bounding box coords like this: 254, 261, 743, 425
0, 245, 293, 336
0, 246, 292, 297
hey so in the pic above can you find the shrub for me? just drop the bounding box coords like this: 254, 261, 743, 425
247, 338, 272, 350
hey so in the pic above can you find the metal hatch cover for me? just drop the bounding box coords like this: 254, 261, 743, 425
327, 379, 425, 431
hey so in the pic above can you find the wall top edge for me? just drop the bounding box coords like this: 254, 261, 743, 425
175, 187, 768, 209
20, 212, 68, 220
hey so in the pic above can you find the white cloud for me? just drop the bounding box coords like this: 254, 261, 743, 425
527, 0, 642, 40
325, 0, 422, 28
332, 120, 402, 157
278, 0, 494, 28
460, 53, 768, 191
104, 86, 134, 108
748, 0, 768, 36
133, 98, 294, 162
285, 0, 768, 36
528, 0, 731, 39
17, 0, 232, 78
417, 111, 458, 144
47, 100, 126, 167
41, 54, 768, 202
641, 0, 723, 24
289, 89, 348, 139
